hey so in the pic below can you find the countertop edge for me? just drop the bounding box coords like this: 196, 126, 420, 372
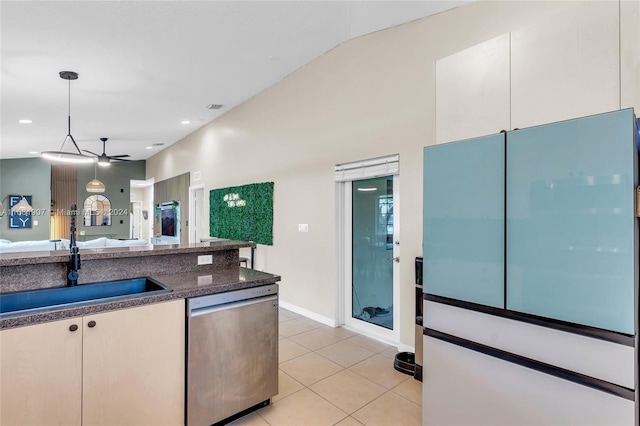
0, 240, 256, 266
0, 270, 281, 330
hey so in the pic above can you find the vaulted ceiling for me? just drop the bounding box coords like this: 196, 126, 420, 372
1, 1, 469, 161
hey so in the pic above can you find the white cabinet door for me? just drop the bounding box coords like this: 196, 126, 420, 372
511, 1, 619, 129
435, 33, 511, 144
82, 300, 185, 426
620, 0, 640, 110
0, 318, 83, 426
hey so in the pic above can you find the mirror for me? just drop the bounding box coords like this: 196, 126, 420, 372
83, 195, 112, 226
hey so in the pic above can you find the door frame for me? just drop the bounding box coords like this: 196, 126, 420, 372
130, 201, 142, 239
189, 184, 205, 244
335, 173, 400, 346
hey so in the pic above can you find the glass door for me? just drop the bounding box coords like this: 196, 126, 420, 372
351, 176, 395, 330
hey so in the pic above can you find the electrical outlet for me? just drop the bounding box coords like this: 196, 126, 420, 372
298, 224, 309, 233
197, 275, 213, 285
198, 255, 213, 265
33, 220, 38, 226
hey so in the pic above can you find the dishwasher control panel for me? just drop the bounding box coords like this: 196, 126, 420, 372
187, 284, 278, 312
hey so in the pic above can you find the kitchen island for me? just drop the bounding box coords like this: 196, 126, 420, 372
0, 239, 280, 328
0, 241, 281, 426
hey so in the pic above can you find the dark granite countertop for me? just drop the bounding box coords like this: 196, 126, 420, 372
0, 240, 255, 266
0, 267, 280, 330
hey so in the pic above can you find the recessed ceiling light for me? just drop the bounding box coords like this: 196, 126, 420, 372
268, 56, 280, 61
205, 104, 224, 110
28, 151, 38, 154
18, 119, 33, 124
145, 146, 153, 150
181, 120, 191, 124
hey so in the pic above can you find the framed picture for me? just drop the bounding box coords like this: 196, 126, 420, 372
9, 195, 32, 229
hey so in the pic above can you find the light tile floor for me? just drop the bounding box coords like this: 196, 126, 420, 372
229, 309, 422, 426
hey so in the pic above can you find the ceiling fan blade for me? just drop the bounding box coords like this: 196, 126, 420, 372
94, 138, 133, 161
82, 149, 99, 156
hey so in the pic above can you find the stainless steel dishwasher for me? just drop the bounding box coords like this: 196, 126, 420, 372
186, 284, 279, 426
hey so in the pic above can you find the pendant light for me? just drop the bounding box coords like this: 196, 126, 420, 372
86, 163, 106, 193
41, 71, 95, 164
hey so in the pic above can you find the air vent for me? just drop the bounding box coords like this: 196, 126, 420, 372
152, 143, 164, 146
205, 104, 224, 110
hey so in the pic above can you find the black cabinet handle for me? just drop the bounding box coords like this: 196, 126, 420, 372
69, 324, 78, 332
87, 320, 96, 328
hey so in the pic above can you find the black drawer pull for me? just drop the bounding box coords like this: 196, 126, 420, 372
69, 324, 78, 332
87, 320, 97, 328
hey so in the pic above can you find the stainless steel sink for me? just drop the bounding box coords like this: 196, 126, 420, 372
0, 278, 172, 317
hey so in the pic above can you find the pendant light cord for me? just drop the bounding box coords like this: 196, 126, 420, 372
68, 77, 71, 135
58, 78, 73, 151
43, 71, 93, 163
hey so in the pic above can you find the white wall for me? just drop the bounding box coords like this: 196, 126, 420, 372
146, 0, 640, 346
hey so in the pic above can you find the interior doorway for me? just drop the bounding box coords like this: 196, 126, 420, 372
130, 178, 154, 241
189, 185, 205, 243
130, 201, 142, 239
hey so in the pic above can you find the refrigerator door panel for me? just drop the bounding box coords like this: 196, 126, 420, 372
423, 134, 505, 308
506, 109, 637, 334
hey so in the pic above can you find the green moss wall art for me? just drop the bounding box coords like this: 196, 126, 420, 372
209, 182, 274, 245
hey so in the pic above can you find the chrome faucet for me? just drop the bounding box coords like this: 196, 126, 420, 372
67, 204, 81, 286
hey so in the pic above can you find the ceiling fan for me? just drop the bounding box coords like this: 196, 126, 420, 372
83, 137, 131, 166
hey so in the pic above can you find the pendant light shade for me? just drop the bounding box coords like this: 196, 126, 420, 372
41, 71, 95, 164
86, 178, 106, 193
86, 164, 106, 193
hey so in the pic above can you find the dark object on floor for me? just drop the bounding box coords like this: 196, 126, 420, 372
361, 307, 377, 318
394, 352, 415, 375
361, 306, 390, 319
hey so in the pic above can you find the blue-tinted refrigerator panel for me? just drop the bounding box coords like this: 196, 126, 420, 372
506, 109, 637, 334
423, 135, 505, 308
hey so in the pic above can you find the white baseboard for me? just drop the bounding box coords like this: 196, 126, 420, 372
339, 323, 414, 352
278, 301, 416, 353
398, 343, 415, 353
278, 300, 336, 327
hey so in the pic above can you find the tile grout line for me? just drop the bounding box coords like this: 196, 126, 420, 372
277, 353, 393, 418
389, 381, 423, 408
264, 310, 421, 426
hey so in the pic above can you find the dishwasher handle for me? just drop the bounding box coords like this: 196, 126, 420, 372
189, 294, 278, 318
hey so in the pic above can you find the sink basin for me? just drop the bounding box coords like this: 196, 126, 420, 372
0, 278, 172, 317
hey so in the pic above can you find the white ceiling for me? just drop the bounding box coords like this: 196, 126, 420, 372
1, 1, 469, 162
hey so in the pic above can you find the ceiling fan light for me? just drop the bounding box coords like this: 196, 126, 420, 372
42, 150, 95, 164
98, 157, 111, 167
86, 178, 106, 193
